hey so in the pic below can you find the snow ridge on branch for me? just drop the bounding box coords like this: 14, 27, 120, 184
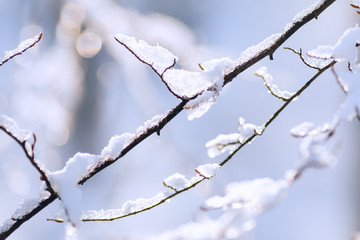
0, 32, 42, 67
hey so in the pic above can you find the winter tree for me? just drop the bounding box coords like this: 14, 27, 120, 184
0, 0, 359, 239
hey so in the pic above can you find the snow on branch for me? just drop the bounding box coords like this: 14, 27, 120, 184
50, 60, 334, 224
223, 0, 336, 85
0, 32, 42, 67
206, 118, 264, 158
0, 115, 54, 194
137, 153, 336, 240
255, 67, 295, 101
307, 25, 360, 121
115, 33, 234, 120
1, 1, 338, 238
283, 47, 332, 70
48, 163, 219, 222
114, 34, 177, 77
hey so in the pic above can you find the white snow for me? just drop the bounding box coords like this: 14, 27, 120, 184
163, 173, 189, 191
49, 153, 101, 224
1, 33, 42, 65
335, 61, 360, 121
82, 190, 173, 221
164, 57, 234, 120
180, 58, 234, 120
135, 114, 164, 136
0, 115, 32, 142
235, 33, 281, 65
114, 33, 178, 75
255, 67, 295, 100
195, 163, 220, 179
308, 25, 360, 121
238, 117, 263, 143
100, 132, 135, 160
290, 122, 315, 137
205, 133, 241, 158
308, 25, 360, 63
162, 69, 210, 99
205, 118, 263, 158
116, 33, 235, 120
204, 178, 289, 215
291, 120, 338, 168
11, 190, 51, 220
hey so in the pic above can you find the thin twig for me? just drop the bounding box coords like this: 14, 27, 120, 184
223, 0, 336, 85
283, 47, 322, 70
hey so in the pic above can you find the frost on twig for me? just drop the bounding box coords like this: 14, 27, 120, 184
255, 66, 295, 101
0, 32, 42, 67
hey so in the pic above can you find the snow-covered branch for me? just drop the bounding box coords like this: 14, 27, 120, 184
0, 33, 42, 67
0, 0, 342, 238
47, 59, 334, 224
0, 115, 55, 195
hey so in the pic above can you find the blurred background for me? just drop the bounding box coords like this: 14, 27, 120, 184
0, 0, 359, 239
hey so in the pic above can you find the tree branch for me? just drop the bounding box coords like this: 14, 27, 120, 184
0, 33, 42, 67
223, 0, 336, 85
67, 60, 335, 222
0, 0, 337, 238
